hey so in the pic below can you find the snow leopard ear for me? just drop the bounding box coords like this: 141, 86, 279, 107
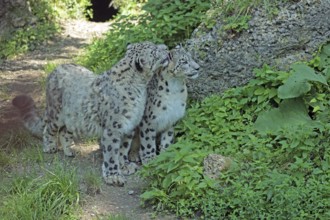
135, 57, 145, 72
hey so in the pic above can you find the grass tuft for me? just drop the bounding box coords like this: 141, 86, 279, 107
0, 129, 40, 150
83, 168, 102, 195
0, 160, 80, 220
0, 151, 11, 168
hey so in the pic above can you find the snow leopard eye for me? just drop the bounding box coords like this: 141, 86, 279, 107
135, 57, 145, 72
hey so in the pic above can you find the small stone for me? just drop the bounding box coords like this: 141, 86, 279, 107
203, 154, 232, 179
128, 190, 134, 195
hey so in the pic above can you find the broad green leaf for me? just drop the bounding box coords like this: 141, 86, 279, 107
324, 67, 330, 80
278, 77, 311, 99
268, 88, 278, 98
182, 155, 198, 164
322, 43, 330, 56
140, 189, 164, 200
291, 63, 327, 84
254, 88, 265, 95
278, 63, 328, 99
254, 98, 312, 134
162, 175, 174, 188
166, 162, 180, 173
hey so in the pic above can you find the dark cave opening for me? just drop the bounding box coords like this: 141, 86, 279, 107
88, 0, 119, 22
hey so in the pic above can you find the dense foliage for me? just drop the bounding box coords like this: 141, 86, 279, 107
51, 0, 92, 19
139, 43, 330, 219
0, 0, 58, 59
78, 0, 211, 73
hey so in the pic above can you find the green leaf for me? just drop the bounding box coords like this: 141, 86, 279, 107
140, 189, 165, 200
278, 78, 311, 99
254, 98, 312, 133
324, 67, 330, 80
167, 162, 180, 173
254, 88, 265, 95
322, 43, 330, 56
291, 63, 327, 84
162, 175, 174, 188
278, 63, 328, 99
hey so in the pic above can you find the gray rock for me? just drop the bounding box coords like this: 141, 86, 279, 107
203, 154, 232, 179
186, 0, 330, 99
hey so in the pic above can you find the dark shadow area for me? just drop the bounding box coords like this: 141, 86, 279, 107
88, 0, 119, 22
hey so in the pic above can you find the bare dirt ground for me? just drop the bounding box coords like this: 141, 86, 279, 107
0, 20, 176, 220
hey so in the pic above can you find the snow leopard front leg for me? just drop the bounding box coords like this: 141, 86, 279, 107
58, 127, 75, 157
139, 120, 157, 165
120, 131, 139, 175
159, 127, 175, 153
101, 129, 126, 186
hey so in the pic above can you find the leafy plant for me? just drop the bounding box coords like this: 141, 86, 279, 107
278, 63, 328, 99
111, 0, 147, 14
255, 62, 329, 133
0, 23, 59, 59
78, 0, 211, 73
51, 0, 93, 19
201, 0, 258, 33
139, 43, 330, 218
0, 0, 59, 59
142, 0, 210, 45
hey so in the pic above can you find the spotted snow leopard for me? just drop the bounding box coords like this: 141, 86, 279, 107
12, 41, 170, 186
128, 45, 200, 164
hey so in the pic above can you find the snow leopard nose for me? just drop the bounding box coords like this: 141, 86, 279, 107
193, 61, 200, 71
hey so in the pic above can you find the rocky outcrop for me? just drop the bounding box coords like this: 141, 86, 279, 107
186, 0, 330, 99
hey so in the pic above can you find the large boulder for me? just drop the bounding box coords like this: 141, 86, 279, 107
186, 0, 330, 99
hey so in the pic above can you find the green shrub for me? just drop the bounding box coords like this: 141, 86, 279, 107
51, 0, 93, 19
139, 43, 330, 219
111, 0, 147, 14
78, 0, 211, 73
0, 0, 59, 59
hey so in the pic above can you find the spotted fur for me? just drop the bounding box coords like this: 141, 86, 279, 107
128, 45, 200, 164
12, 42, 169, 186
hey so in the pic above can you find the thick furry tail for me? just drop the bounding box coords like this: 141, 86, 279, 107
12, 95, 44, 138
